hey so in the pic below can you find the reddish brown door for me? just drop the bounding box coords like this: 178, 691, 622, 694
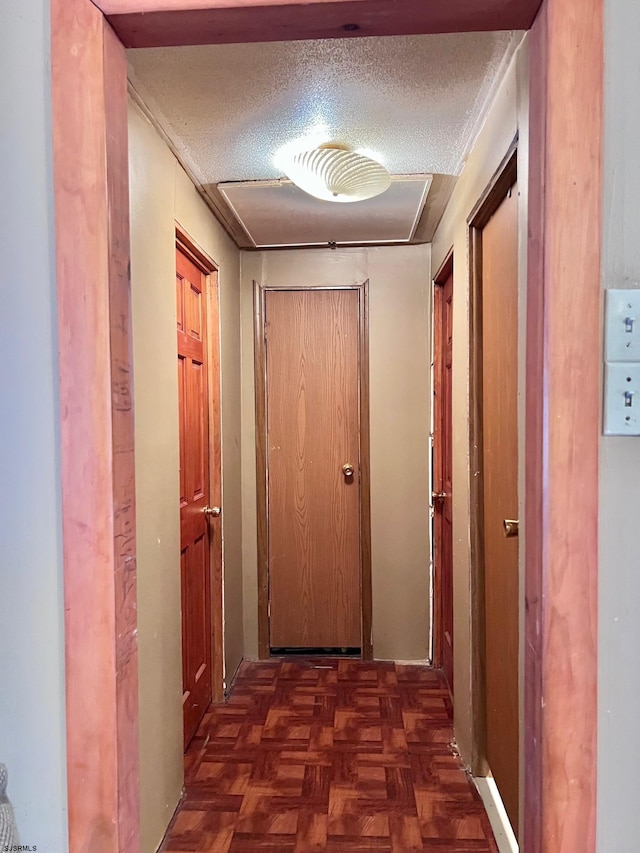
176, 246, 213, 748
481, 182, 519, 834
265, 289, 361, 650
433, 264, 454, 694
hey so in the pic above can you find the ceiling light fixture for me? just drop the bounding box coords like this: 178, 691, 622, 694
280, 142, 391, 203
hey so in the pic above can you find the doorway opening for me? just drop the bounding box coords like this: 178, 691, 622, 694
50, 1, 603, 850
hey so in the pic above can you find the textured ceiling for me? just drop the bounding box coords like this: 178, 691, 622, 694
127, 32, 520, 247
128, 32, 518, 182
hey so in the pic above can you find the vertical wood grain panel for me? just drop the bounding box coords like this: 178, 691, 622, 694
526, 0, 602, 849
103, 22, 140, 853
358, 283, 372, 660
266, 289, 361, 648
468, 145, 518, 787
178, 353, 187, 507
481, 183, 520, 835
51, 1, 139, 849
255, 283, 371, 657
524, 6, 546, 848
207, 272, 224, 701
254, 283, 270, 659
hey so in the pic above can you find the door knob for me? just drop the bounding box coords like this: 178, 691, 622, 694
203, 505, 221, 517
432, 491, 448, 502
342, 463, 355, 478
503, 519, 519, 538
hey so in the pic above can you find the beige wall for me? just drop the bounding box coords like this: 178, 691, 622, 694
430, 38, 530, 772
128, 100, 243, 853
0, 2, 68, 849
240, 245, 432, 661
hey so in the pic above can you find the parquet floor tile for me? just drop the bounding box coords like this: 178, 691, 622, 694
160, 659, 498, 853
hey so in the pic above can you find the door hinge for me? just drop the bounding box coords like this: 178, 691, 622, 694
267, 601, 271, 618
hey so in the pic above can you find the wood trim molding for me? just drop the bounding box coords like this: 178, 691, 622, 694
524, 10, 547, 848
176, 223, 218, 274
358, 281, 373, 660
524, 0, 602, 849
103, 1, 543, 48
468, 147, 518, 779
433, 247, 454, 287
468, 137, 519, 227
175, 224, 225, 703
51, 1, 139, 849
96, 0, 538, 11
253, 282, 372, 659
431, 250, 452, 670
253, 282, 270, 659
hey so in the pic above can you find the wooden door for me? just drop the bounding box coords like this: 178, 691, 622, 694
481, 182, 519, 833
265, 289, 362, 650
433, 264, 454, 694
176, 245, 214, 748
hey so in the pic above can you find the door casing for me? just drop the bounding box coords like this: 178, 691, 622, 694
50, 1, 602, 850
432, 249, 454, 691
253, 282, 372, 659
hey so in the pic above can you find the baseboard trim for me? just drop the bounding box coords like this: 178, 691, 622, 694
224, 656, 245, 698
473, 776, 518, 853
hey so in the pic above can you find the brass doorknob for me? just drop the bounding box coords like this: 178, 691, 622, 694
503, 519, 519, 538
203, 505, 221, 517
342, 463, 355, 478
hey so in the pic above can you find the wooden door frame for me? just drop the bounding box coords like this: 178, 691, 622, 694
253, 281, 372, 660
468, 142, 519, 785
175, 224, 225, 704
50, 0, 601, 849
431, 249, 454, 671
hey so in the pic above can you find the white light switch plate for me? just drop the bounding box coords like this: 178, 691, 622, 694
604, 362, 640, 435
605, 289, 640, 361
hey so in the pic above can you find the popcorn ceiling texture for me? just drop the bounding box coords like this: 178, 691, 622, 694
127, 31, 519, 186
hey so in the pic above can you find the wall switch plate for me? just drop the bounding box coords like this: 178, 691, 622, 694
604, 362, 640, 435
605, 289, 640, 361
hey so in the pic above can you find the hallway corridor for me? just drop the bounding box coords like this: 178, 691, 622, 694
160, 659, 498, 852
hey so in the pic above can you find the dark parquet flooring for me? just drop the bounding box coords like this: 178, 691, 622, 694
160, 659, 498, 853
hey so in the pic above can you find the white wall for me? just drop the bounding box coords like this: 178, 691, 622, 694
240, 245, 432, 662
430, 37, 529, 771
597, 3, 640, 850
128, 100, 243, 853
0, 2, 68, 850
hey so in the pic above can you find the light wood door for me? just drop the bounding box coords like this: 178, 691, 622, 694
177, 246, 214, 748
265, 289, 361, 649
481, 182, 519, 834
433, 267, 454, 694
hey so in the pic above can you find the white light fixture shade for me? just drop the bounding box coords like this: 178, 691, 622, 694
282, 143, 391, 203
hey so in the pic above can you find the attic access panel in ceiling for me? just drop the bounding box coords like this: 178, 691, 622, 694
218, 176, 432, 248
